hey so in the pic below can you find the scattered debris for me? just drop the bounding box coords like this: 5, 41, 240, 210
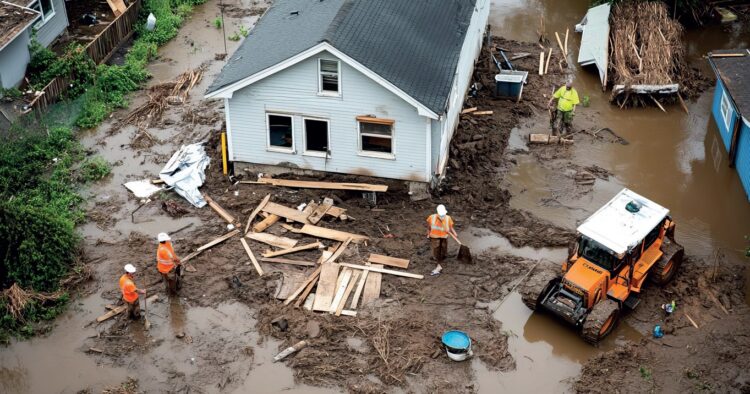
159, 143, 210, 207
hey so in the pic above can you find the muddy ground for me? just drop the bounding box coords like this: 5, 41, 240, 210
10, 2, 750, 391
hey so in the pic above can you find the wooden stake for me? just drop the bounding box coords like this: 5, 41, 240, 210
649, 95, 667, 113
539, 51, 545, 75
461, 107, 478, 114
240, 238, 264, 276
685, 313, 699, 329
544, 47, 552, 74
677, 93, 689, 114
555, 32, 565, 59
564, 28, 569, 56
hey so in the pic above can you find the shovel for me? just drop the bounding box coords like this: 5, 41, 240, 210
450, 233, 473, 264
143, 290, 151, 330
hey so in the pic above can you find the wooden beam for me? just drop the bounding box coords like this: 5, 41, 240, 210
246, 232, 298, 249
262, 202, 311, 224
203, 194, 237, 224
262, 242, 322, 258
368, 254, 410, 269
296, 224, 368, 243
245, 194, 271, 234
283, 265, 323, 305
260, 257, 316, 267
96, 295, 158, 322
461, 107, 478, 114
196, 230, 240, 252
311, 262, 340, 311
349, 267, 369, 309
253, 214, 280, 232
339, 263, 424, 279
328, 268, 353, 313
336, 271, 359, 316
245, 178, 388, 192
324, 237, 352, 264
240, 238, 264, 276
181, 249, 202, 263
355, 116, 394, 125
472, 110, 493, 115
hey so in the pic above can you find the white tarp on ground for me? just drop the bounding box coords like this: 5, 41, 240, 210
159, 143, 210, 207
577, 4, 611, 88
124, 180, 162, 198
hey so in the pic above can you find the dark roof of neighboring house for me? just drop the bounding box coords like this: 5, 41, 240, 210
709, 49, 750, 118
0, 1, 39, 51
207, 0, 477, 115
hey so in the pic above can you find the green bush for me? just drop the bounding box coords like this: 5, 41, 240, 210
79, 156, 111, 182
31, 44, 96, 96
27, 40, 57, 86
214, 17, 223, 28
75, 93, 109, 129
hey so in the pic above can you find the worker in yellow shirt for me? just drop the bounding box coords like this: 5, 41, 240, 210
548, 80, 580, 135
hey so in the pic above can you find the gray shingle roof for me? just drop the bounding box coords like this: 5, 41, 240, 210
206, 0, 477, 115
709, 49, 750, 118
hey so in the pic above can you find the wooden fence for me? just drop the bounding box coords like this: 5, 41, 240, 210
28, 0, 142, 115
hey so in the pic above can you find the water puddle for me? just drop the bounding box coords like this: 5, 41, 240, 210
460, 227, 567, 261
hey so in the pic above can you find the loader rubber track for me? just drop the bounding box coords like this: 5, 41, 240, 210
650, 237, 684, 285
581, 299, 620, 345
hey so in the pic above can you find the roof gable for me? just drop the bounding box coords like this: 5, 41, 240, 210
205, 0, 477, 116
709, 49, 750, 117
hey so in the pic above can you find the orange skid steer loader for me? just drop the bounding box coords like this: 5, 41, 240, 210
519, 188, 684, 344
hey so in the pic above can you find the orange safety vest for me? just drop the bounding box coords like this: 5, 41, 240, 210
427, 214, 453, 239
119, 274, 138, 303
156, 242, 177, 274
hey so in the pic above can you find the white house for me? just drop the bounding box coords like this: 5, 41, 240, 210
205, 0, 490, 185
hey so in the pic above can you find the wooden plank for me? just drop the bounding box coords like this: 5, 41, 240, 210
181, 249, 202, 263
283, 265, 322, 305
312, 263, 340, 311
262, 242, 322, 258
368, 253, 410, 269
260, 257, 316, 267
340, 310, 357, 317
275, 272, 307, 299
196, 230, 240, 252
555, 31, 565, 58
564, 28, 569, 56
262, 202, 311, 224
709, 53, 746, 58
249, 178, 388, 192
203, 194, 237, 224
244, 194, 271, 234
294, 275, 318, 308
106, 0, 126, 16
307, 201, 333, 224
349, 268, 369, 309
253, 214, 280, 232
339, 263, 424, 279
336, 271, 360, 316
246, 232, 298, 249
328, 269, 353, 313
297, 224, 368, 243
472, 111, 493, 115
324, 237, 352, 264
97, 295, 158, 322
461, 107, 478, 114
538, 51, 545, 75
240, 238, 264, 276
361, 264, 382, 305
326, 206, 347, 218
544, 47, 552, 74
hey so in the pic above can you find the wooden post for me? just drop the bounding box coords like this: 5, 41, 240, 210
221, 132, 228, 176
539, 51, 545, 75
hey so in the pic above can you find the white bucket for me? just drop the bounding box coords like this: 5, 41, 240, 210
446, 344, 473, 362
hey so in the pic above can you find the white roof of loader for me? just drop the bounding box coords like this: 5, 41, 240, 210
577, 188, 669, 255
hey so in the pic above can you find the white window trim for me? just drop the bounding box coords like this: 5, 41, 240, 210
357, 120, 395, 160
318, 58, 341, 97
302, 117, 331, 158
266, 113, 295, 154
720, 90, 733, 132
31, 0, 55, 28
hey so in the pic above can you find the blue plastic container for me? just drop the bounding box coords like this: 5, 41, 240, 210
442, 331, 472, 361
495, 70, 528, 101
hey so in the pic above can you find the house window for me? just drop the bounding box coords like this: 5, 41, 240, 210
31, 0, 55, 27
304, 118, 329, 155
358, 116, 394, 157
720, 90, 732, 132
267, 114, 294, 152
319, 59, 340, 95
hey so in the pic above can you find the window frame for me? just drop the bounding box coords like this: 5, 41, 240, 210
720, 90, 733, 132
318, 58, 341, 97
265, 112, 295, 153
357, 116, 395, 160
302, 116, 331, 158
31, 0, 55, 28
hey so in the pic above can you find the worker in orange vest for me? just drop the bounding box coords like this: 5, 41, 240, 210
426, 204, 458, 276
119, 264, 146, 319
156, 232, 182, 294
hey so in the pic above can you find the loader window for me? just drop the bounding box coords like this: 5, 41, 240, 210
643, 220, 663, 250
578, 236, 619, 271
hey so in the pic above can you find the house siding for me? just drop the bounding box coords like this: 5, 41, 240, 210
227, 51, 429, 182
711, 79, 738, 152
434, 0, 490, 176
733, 119, 750, 200
34, 0, 68, 48
0, 30, 31, 89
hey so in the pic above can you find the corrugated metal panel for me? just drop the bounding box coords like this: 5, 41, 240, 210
34, 0, 68, 47
227, 51, 429, 182
0, 29, 31, 88
712, 79, 737, 152
577, 4, 610, 87
733, 121, 750, 200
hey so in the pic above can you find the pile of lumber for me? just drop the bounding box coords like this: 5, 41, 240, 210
124, 68, 203, 127
609, 2, 687, 108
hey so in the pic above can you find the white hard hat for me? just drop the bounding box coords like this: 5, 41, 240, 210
157, 232, 171, 242
437, 204, 447, 216
124, 264, 136, 273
